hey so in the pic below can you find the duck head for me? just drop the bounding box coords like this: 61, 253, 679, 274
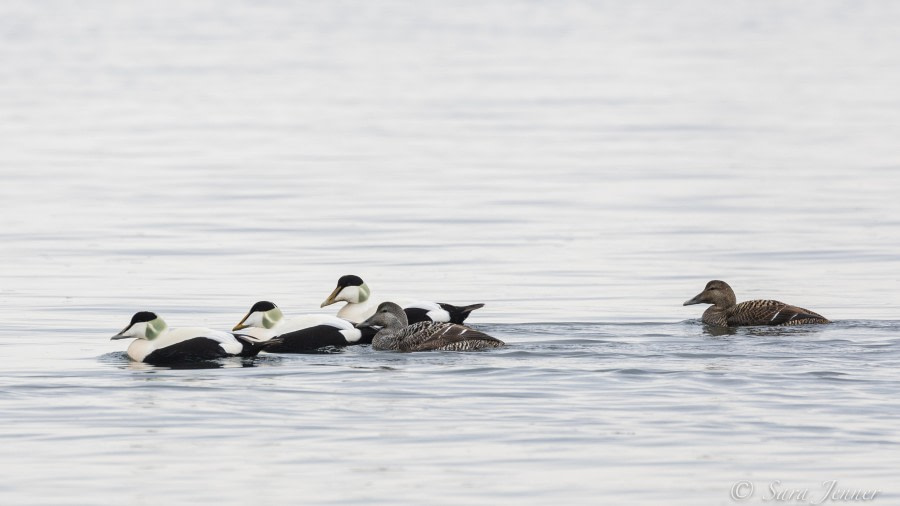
111, 311, 168, 340
356, 302, 408, 330
321, 274, 371, 307
233, 301, 284, 331
683, 280, 737, 308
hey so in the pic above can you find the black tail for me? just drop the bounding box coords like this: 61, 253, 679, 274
437, 303, 485, 324
234, 335, 283, 357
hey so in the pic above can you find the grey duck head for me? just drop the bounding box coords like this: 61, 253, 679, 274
683, 280, 737, 308
356, 302, 409, 330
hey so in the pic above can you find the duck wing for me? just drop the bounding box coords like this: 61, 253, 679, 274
397, 322, 504, 352
728, 300, 828, 326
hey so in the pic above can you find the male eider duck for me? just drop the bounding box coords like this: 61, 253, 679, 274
320, 274, 485, 324
357, 302, 504, 352
683, 280, 830, 327
111, 311, 270, 364
232, 301, 376, 352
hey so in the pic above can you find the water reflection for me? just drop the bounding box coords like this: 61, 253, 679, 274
148, 361, 226, 370
116, 356, 261, 370
702, 324, 831, 338
702, 325, 740, 338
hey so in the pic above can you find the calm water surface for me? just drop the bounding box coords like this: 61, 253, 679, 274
1, 1, 899, 504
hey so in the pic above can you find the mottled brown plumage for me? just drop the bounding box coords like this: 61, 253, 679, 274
684, 280, 829, 327
358, 302, 504, 352
386, 321, 503, 351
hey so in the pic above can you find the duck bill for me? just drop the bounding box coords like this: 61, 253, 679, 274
683, 293, 705, 306
320, 285, 342, 308
110, 327, 130, 340
232, 313, 251, 331
356, 315, 378, 329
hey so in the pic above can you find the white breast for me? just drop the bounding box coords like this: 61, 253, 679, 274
126, 339, 155, 362
336, 298, 380, 323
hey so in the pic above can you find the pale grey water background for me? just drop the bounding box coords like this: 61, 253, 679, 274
1, 1, 900, 504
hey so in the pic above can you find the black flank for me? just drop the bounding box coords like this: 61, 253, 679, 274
404, 307, 433, 324
264, 325, 352, 353
143, 337, 229, 365
356, 325, 378, 345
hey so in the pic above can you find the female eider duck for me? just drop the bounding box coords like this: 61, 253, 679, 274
232, 301, 376, 352
357, 302, 504, 352
320, 274, 485, 324
683, 280, 830, 327
112, 311, 270, 364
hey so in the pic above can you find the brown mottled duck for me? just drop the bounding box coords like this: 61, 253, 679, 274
683, 280, 829, 327
357, 302, 504, 352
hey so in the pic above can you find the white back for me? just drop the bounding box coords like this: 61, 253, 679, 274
125, 326, 242, 361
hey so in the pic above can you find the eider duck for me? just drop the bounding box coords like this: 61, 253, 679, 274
683, 280, 830, 327
111, 311, 270, 364
320, 274, 485, 324
232, 301, 376, 352
357, 302, 504, 352
233, 301, 344, 339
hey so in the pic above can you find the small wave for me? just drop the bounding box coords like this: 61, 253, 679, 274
614, 368, 681, 375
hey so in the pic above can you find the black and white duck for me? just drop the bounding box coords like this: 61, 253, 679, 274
320, 274, 484, 324
111, 311, 270, 364
232, 300, 376, 352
